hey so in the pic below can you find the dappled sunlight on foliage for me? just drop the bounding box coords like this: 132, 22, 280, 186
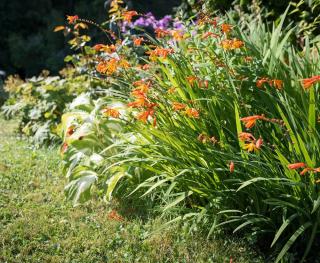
2, 0, 320, 261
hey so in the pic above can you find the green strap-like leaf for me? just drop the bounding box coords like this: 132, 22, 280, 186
163, 191, 193, 211
275, 222, 312, 263
277, 105, 301, 155
233, 217, 269, 233
297, 134, 313, 167
141, 178, 170, 197
308, 86, 316, 131
312, 195, 320, 214
271, 213, 299, 247
105, 169, 126, 201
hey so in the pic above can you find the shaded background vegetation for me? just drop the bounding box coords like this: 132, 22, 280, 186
0, 0, 181, 78
0, 0, 319, 78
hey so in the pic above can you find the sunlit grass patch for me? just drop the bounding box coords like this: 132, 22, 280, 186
0, 119, 263, 262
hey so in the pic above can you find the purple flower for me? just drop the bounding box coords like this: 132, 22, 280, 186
120, 12, 184, 35
173, 20, 184, 30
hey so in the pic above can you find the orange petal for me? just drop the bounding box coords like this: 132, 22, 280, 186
287, 162, 306, 170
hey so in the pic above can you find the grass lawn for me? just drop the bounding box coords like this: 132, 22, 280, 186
0, 119, 263, 263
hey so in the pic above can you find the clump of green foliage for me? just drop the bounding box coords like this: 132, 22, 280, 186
1, 70, 104, 145
57, 5, 320, 262
179, 0, 320, 42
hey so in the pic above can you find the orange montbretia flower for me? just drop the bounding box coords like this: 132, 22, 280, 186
202, 32, 220, 39
199, 80, 209, 89
186, 76, 209, 89
299, 167, 320, 176
221, 39, 244, 50
154, 47, 174, 57
256, 78, 283, 90
302, 75, 320, 90
172, 102, 187, 111
96, 58, 118, 75
137, 64, 151, 71
170, 30, 184, 41
229, 161, 235, 173
136, 103, 157, 125
238, 132, 256, 142
128, 90, 148, 108
221, 23, 232, 34
186, 76, 198, 85
238, 132, 263, 152
96, 61, 108, 74
243, 142, 258, 152
197, 133, 217, 144
128, 80, 152, 108
53, 26, 65, 32
128, 97, 149, 108
96, 58, 129, 75
118, 59, 130, 68
155, 28, 170, 38
93, 44, 104, 52
240, 115, 265, 129
141, 64, 150, 70
272, 79, 283, 90
299, 168, 313, 176
60, 142, 69, 154
131, 88, 147, 98
147, 47, 174, 61
137, 109, 154, 122
133, 80, 150, 87
167, 87, 176, 94
94, 44, 116, 53
255, 137, 263, 149
102, 107, 120, 118
185, 108, 199, 118
197, 15, 218, 26
108, 209, 124, 222
256, 78, 269, 88
122, 10, 138, 22
133, 80, 151, 93
67, 15, 79, 24
133, 37, 144, 46
287, 163, 306, 170
243, 138, 263, 152
287, 163, 320, 176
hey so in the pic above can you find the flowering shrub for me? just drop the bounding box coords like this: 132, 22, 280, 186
4, 1, 320, 261
55, 5, 320, 260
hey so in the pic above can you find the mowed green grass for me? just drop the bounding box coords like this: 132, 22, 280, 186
0, 119, 263, 263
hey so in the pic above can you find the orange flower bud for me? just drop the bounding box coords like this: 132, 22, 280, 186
229, 161, 234, 173
287, 163, 306, 170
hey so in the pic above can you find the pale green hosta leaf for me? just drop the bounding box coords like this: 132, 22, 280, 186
65, 170, 98, 206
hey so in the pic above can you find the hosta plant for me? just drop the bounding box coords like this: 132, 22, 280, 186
2, 70, 105, 145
